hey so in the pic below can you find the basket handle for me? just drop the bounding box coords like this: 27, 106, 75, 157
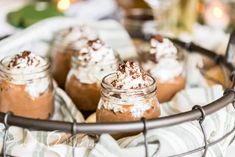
225, 29, 235, 64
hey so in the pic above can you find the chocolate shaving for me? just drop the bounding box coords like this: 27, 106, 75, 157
111, 94, 121, 99
8, 51, 31, 67
87, 38, 104, 51
111, 80, 117, 87
154, 34, 163, 43
111, 61, 148, 89
7, 51, 41, 68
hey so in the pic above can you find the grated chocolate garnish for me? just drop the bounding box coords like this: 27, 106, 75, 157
154, 34, 163, 43
110, 61, 150, 89
7, 51, 42, 69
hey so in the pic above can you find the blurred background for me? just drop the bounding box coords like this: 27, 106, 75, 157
1, 0, 235, 55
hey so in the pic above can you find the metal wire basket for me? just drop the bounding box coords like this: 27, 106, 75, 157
1, 30, 235, 157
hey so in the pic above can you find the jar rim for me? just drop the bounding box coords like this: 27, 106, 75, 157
101, 72, 156, 94
52, 36, 84, 51
52, 30, 98, 52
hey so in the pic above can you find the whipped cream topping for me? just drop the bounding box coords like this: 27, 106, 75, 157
6, 51, 47, 72
68, 38, 119, 84
0, 51, 50, 98
144, 35, 183, 82
57, 25, 97, 50
149, 58, 183, 82
98, 61, 156, 118
150, 35, 178, 61
110, 61, 151, 89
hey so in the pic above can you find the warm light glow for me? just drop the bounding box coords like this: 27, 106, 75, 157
213, 6, 223, 18
196, 2, 204, 14
204, 0, 230, 29
57, 0, 71, 12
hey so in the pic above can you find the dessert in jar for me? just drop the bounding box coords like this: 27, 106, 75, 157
139, 35, 186, 103
51, 25, 97, 88
97, 61, 160, 138
0, 51, 54, 119
65, 38, 119, 114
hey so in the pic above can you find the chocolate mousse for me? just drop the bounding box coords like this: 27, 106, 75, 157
96, 60, 160, 124
0, 51, 54, 119
65, 38, 119, 114
51, 25, 97, 88
139, 35, 186, 103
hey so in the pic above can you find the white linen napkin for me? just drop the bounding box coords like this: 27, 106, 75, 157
0, 17, 136, 60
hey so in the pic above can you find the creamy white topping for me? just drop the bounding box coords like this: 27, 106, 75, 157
58, 25, 97, 50
0, 51, 50, 98
150, 58, 183, 82
144, 35, 183, 82
6, 51, 47, 73
68, 39, 119, 84
150, 35, 178, 60
110, 61, 151, 89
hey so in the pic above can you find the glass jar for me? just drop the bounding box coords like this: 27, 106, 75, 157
50, 38, 80, 89
50, 26, 97, 89
65, 49, 120, 115
96, 73, 160, 123
0, 55, 54, 119
137, 36, 186, 103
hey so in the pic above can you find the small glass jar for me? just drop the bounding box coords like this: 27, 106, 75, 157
50, 26, 96, 89
96, 73, 160, 123
137, 37, 186, 103
50, 38, 80, 89
0, 56, 54, 119
65, 52, 120, 115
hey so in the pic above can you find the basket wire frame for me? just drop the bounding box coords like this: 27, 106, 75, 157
192, 105, 207, 157
1, 30, 235, 157
142, 118, 149, 157
72, 120, 77, 157
2, 112, 12, 157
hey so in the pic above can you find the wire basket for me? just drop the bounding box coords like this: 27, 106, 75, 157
1, 30, 235, 157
